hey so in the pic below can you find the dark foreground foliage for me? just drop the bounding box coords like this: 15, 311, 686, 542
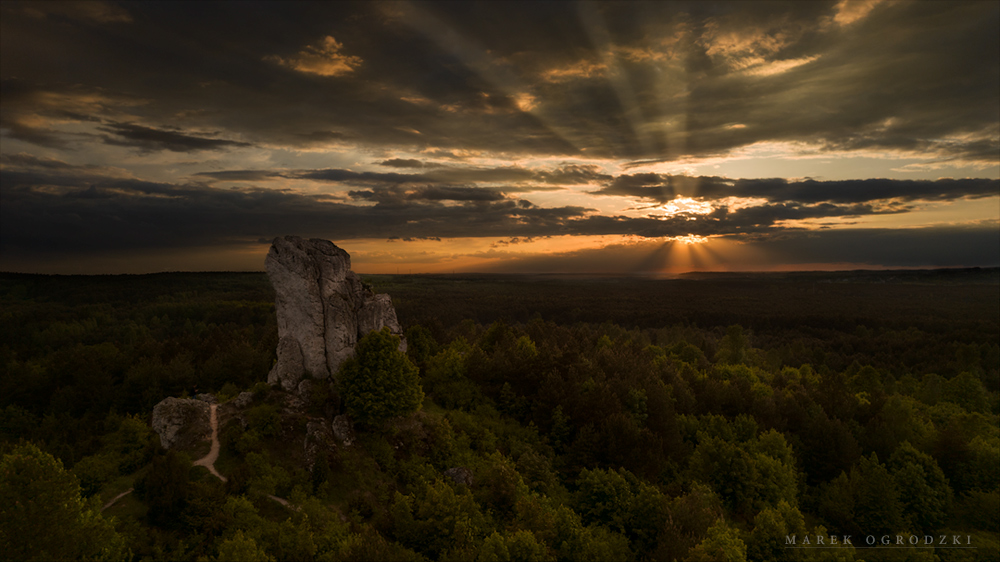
1, 269, 998, 561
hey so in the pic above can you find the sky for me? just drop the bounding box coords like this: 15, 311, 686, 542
1, 0, 998, 275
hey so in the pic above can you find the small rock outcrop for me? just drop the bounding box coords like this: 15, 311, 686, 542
332, 414, 355, 446
265, 236, 405, 391
232, 391, 254, 409
304, 420, 336, 468
444, 467, 473, 487
151, 397, 211, 449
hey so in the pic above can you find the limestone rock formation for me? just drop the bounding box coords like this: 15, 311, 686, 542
232, 391, 254, 409
266, 236, 405, 391
304, 420, 336, 469
444, 466, 474, 486
331, 415, 355, 446
151, 397, 211, 449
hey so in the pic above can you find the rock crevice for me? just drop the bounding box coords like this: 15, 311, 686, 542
266, 236, 405, 391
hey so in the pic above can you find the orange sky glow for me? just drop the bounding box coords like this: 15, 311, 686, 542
1, 1, 997, 274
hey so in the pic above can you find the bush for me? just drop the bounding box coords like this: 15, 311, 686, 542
338, 328, 424, 428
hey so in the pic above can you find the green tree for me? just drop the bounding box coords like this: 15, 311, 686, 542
888, 441, 952, 532
338, 327, 425, 428
389, 478, 488, 559
405, 324, 439, 367
477, 530, 551, 562
687, 428, 797, 517
850, 453, 904, 537
475, 452, 528, 519
686, 520, 747, 562
715, 325, 750, 365
942, 372, 990, 413
135, 449, 191, 527
746, 500, 807, 562
425, 342, 482, 410
656, 483, 724, 562
0, 443, 129, 561
574, 467, 667, 555
217, 530, 274, 562
820, 454, 904, 537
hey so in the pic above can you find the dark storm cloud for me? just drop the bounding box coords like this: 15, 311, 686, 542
0, 120, 70, 148
0, 157, 985, 265
674, 1, 999, 163
596, 175, 1000, 205
193, 170, 286, 182
568, 201, 903, 240
2, 1, 996, 161
379, 159, 426, 169
1, 1, 997, 272
0, 162, 596, 257
294, 131, 348, 144
387, 236, 442, 242
348, 185, 507, 204
199, 164, 604, 189
99, 123, 253, 152
491, 236, 544, 248
294, 168, 422, 185
15, 1, 133, 24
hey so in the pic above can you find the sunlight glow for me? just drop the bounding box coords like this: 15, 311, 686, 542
658, 197, 714, 217
668, 234, 709, 245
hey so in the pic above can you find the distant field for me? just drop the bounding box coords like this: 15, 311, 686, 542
4, 267, 996, 333
366, 267, 1000, 333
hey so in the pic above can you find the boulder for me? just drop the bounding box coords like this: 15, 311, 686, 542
332, 414, 355, 446
232, 391, 254, 409
151, 397, 211, 450
304, 419, 336, 468
265, 236, 405, 391
444, 467, 474, 487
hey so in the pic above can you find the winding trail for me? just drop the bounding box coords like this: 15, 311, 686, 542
101, 487, 134, 512
193, 403, 227, 482
188, 400, 295, 510
267, 494, 300, 511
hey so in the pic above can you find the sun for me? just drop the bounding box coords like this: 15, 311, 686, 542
668, 234, 709, 245
656, 197, 714, 218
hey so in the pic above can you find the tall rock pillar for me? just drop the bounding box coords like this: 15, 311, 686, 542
265, 236, 405, 391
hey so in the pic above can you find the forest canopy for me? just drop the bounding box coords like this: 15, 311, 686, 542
0, 269, 997, 561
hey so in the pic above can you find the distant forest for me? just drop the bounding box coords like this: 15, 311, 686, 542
1, 269, 998, 561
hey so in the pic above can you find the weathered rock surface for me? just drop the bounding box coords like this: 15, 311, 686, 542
266, 236, 405, 391
304, 419, 336, 469
232, 391, 254, 409
444, 467, 473, 487
151, 397, 211, 449
332, 414, 355, 446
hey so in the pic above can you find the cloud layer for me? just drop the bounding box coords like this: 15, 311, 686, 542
0, 1, 997, 272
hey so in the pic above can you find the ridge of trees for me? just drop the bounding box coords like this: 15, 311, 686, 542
0, 271, 997, 561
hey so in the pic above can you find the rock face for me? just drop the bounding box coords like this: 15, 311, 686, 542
444, 467, 473, 486
151, 397, 211, 449
331, 414, 355, 446
266, 236, 405, 391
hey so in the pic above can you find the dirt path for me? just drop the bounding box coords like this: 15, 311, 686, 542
267, 494, 300, 511
101, 487, 134, 512
193, 403, 227, 482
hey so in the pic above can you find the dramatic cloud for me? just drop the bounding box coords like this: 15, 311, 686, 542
100, 123, 253, 152
379, 159, 426, 169
474, 223, 1000, 274
18, 0, 133, 24
265, 36, 362, 77
0, 1, 996, 273
596, 175, 1000, 205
